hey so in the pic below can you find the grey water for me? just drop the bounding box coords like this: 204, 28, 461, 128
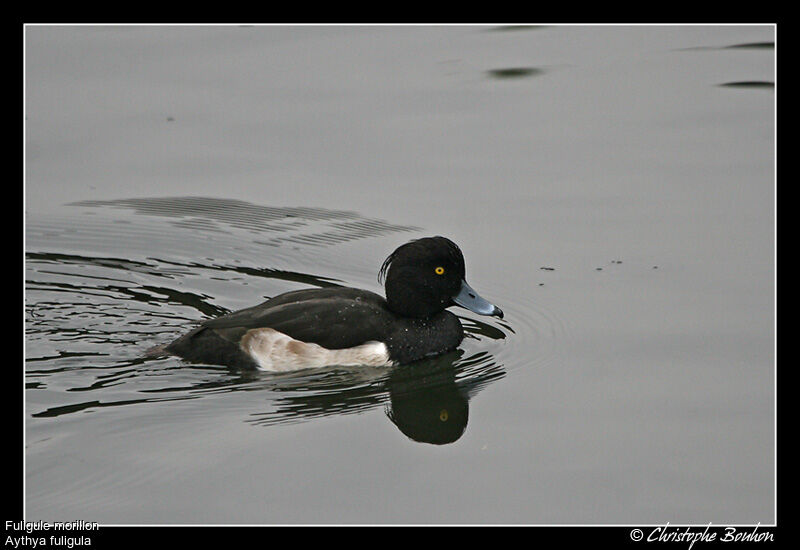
24, 25, 774, 525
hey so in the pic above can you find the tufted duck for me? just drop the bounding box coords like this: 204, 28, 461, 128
163, 236, 503, 371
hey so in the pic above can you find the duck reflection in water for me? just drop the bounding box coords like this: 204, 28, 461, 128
245, 347, 505, 445
385, 356, 472, 445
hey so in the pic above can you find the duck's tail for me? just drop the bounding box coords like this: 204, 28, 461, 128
143, 343, 170, 358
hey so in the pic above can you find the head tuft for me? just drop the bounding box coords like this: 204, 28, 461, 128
378, 236, 463, 283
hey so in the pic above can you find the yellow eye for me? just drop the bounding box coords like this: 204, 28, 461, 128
439, 409, 449, 422
435, 266, 445, 275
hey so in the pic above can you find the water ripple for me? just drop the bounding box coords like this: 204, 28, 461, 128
25, 197, 524, 445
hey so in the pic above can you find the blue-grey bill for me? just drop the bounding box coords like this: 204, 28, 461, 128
453, 280, 504, 318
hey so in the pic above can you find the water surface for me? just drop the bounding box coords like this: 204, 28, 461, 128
24, 24, 774, 525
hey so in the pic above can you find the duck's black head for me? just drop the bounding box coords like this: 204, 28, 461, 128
379, 236, 503, 320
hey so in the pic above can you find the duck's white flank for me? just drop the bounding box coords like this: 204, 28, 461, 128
240, 327, 395, 372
